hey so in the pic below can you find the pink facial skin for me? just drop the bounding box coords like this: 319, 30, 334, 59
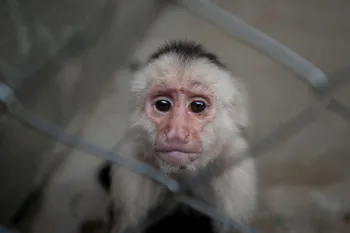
146, 81, 215, 167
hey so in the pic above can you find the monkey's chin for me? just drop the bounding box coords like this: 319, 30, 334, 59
156, 151, 200, 167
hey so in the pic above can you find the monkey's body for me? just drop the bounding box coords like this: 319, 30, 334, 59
31, 40, 258, 233
144, 204, 214, 233
108, 134, 256, 233
108, 41, 258, 233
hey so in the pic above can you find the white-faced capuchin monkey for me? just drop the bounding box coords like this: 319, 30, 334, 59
106, 40, 258, 233
31, 40, 257, 233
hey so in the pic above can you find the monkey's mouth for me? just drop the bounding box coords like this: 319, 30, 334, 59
155, 150, 200, 166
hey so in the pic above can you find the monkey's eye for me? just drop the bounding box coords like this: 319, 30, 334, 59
189, 100, 207, 113
154, 99, 172, 112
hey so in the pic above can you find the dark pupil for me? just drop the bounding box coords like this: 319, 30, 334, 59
155, 100, 171, 112
190, 101, 206, 113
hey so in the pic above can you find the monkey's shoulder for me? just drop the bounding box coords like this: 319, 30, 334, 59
96, 138, 142, 193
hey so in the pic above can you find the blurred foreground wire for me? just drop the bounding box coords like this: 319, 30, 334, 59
1, 66, 349, 233
1, 1, 350, 233
0, 83, 256, 233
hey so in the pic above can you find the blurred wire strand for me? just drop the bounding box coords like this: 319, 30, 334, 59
1, 64, 349, 233
1, 1, 350, 233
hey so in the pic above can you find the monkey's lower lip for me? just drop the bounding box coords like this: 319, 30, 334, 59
156, 151, 200, 166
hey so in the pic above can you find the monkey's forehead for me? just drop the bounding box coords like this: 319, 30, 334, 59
131, 53, 241, 106
144, 53, 233, 87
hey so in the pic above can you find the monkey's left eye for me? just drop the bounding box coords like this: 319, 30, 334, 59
189, 101, 207, 113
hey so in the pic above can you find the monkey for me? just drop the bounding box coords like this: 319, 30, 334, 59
108, 40, 258, 233
30, 40, 257, 233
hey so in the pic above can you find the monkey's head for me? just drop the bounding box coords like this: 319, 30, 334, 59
129, 40, 249, 173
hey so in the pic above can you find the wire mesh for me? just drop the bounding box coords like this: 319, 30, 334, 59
0, 1, 350, 233
1, 52, 350, 233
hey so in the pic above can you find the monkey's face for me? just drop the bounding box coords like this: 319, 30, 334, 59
144, 77, 216, 168
130, 53, 246, 173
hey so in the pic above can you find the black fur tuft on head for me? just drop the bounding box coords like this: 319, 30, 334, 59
148, 40, 225, 68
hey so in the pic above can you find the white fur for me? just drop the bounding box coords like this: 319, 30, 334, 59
110, 49, 258, 233
30, 154, 111, 233
32, 45, 257, 233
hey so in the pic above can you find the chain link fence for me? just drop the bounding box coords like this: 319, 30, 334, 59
1, 0, 350, 233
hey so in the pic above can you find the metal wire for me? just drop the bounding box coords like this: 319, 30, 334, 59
0, 83, 256, 233
1, 66, 349, 233
172, 0, 350, 190
1, 1, 350, 233
177, 0, 329, 91
1, 91, 179, 193
181, 72, 350, 190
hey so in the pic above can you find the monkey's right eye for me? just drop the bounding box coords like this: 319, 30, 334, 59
154, 99, 172, 112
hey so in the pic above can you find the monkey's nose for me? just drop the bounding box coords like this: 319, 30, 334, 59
165, 127, 189, 144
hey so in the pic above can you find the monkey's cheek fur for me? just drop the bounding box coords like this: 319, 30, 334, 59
156, 151, 200, 166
